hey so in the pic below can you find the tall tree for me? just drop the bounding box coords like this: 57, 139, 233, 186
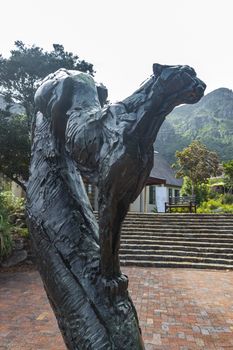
0, 41, 94, 188
0, 111, 30, 190
173, 140, 220, 196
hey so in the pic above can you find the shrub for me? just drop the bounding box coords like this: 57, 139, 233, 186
16, 227, 29, 238
0, 215, 12, 260
0, 191, 25, 214
221, 193, 233, 205
197, 197, 233, 213
181, 177, 209, 204
0, 191, 27, 260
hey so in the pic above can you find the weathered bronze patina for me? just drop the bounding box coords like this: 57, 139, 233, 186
27, 64, 206, 349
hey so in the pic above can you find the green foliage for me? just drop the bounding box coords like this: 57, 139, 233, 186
181, 176, 209, 204
167, 207, 193, 213
0, 191, 28, 260
0, 41, 94, 117
0, 214, 12, 260
195, 183, 209, 205
180, 177, 192, 196
0, 111, 30, 187
0, 175, 11, 192
197, 195, 233, 213
208, 177, 224, 185
221, 193, 233, 205
223, 160, 233, 191
16, 227, 29, 238
0, 41, 95, 187
0, 191, 25, 213
0, 190, 28, 261
173, 140, 220, 196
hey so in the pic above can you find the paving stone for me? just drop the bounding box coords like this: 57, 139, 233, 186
1, 267, 233, 349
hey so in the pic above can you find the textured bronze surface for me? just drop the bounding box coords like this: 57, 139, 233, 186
27, 64, 205, 349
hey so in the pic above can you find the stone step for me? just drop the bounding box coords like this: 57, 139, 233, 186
121, 228, 233, 234
120, 243, 233, 253
121, 235, 233, 243
94, 212, 233, 220
120, 248, 233, 259
121, 232, 233, 239
123, 218, 233, 224
95, 212, 233, 269
120, 259, 233, 269
125, 216, 233, 221
125, 213, 233, 217
123, 217, 233, 222
122, 222, 233, 228
119, 253, 233, 265
120, 238, 233, 248
124, 219, 233, 225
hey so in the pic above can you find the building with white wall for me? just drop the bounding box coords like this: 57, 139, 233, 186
130, 152, 183, 213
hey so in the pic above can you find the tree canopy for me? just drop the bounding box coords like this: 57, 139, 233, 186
223, 160, 233, 192
0, 41, 94, 117
173, 140, 220, 195
0, 41, 95, 189
0, 111, 30, 190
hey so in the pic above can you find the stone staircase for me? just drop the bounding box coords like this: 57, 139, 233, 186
119, 213, 233, 269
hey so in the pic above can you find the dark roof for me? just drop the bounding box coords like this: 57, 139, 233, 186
148, 152, 183, 187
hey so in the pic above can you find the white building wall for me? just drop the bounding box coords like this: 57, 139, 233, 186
130, 186, 168, 213
130, 188, 145, 212
130, 195, 141, 212
155, 186, 168, 212
125, 185, 181, 213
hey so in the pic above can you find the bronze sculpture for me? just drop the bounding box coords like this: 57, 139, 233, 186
27, 64, 206, 349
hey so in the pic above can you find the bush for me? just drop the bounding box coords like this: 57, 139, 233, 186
0, 191, 27, 261
167, 207, 193, 213
221, 193, 233, 205
197, 197, 233, 213
0, 191, 25, 214
0, 215, 12, 260
181, 177, 209, 204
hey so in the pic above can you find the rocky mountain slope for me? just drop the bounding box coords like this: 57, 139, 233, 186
155, 88, 233, 163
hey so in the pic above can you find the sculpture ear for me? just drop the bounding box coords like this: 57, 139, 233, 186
96, 83, 108, 107
153, 63, 163, 76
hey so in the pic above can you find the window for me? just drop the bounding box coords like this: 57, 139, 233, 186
168, 188, 173, 199
149, 186, 156, 205
174, 189, 180, 198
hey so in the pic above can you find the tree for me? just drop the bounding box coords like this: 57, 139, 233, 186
0, 110, 30, 190
181, 176, 209, 204
223, 160, 233, 193
0, 41, 94, 188
173, 140, 220, 196
0, 41, 94, 118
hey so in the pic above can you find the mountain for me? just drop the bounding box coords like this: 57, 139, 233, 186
155, 88, 233, 164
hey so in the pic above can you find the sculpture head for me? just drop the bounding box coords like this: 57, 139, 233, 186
152, 63, 206, 104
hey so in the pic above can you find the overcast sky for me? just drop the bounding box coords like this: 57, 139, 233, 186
1, 0, 232, 101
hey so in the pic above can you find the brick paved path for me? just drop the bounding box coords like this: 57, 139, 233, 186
1, 267, 233, 350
